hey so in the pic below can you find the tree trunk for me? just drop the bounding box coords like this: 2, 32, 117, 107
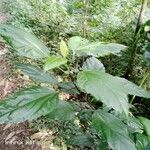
124, 0, 148, 79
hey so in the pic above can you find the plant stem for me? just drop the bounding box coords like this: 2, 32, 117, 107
83, 0, 88, 37
130, 69, 150, 104
124, 0, 148, 79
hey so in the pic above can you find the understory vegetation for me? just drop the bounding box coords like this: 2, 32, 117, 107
0, 0, 150, 149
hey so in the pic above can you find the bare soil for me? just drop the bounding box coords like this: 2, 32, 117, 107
0, 41, 42, 150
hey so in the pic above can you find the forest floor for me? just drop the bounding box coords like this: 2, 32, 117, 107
0, 12, 42, 150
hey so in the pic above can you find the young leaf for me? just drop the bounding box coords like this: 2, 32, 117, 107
92, 110, 136, 150
0, 24, 49, 59
48, 100, 75, 121
77, 70, 150, 114
44, 56, 67, 71
60, 39, 68, 57
82, 57, 105, 71
17, 64, 58, 84
0, 87, 59, 124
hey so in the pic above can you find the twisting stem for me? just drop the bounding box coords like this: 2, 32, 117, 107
130, 69, 150, 104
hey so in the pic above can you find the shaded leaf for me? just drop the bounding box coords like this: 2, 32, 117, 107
68, 134, 94, 148
58, 82, 79, 94
17, 64, 58, 84
92, 110, 136, 150
60, 39, 69, 57
82, 57, 105, 71
48, 100, 75, 121
77, 70, 150, 114
0, 24, 49, 59
44, 56, 67, 71
136, 134, 150, 150
0, 87, 59, 124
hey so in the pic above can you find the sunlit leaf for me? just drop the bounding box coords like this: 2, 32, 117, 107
60, 39, 69, 57
77, 70, 150, 114
0, 24, 49, 59
44, 56, 67, 71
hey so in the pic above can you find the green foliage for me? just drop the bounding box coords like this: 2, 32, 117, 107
0, 87, 59, 124
17, 64, 58, 84
0, 24, 150, 149
0, 24, 49, 59
92, 110, 136, 150
68, 36, 127, 57
77, 70, 150, 115
44, 56, 67, 71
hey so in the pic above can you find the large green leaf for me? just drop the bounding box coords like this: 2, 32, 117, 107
77, 70, 150, 114
0, 87, 59, 124
68, 36, 127, 57
44, 56, 67, 71
48, 100, 75, 121
92, 110, 136, 150
0, 24, 49, 59
17, 64, 58, 84
82, 57, 105, 71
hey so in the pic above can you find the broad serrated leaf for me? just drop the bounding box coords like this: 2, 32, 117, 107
82, 57, 105, 71
68, 36, 89, 52
0, 24, 49, 59
139, 117, 150, 136
77, 70, 150, 114
136, 134, 150, 150
17, 64, 58, 84
92, 110, 136, 150
60, 39, 68, 57
48, 100, 75, 121
44, 56, 67, 71
0, 87, 59, 124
